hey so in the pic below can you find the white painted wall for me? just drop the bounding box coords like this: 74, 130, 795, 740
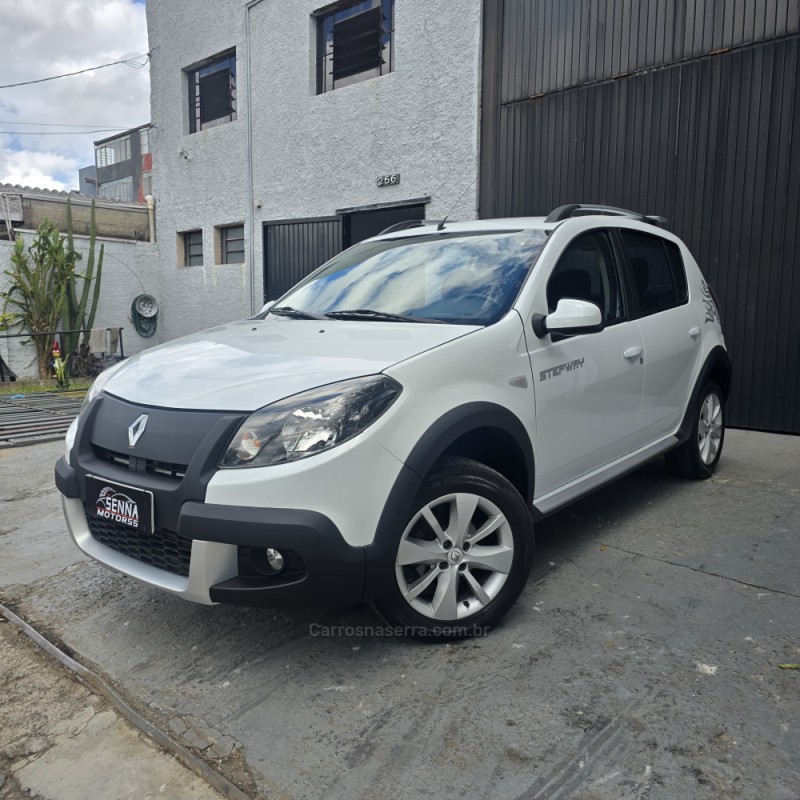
147, 0, 483, 340
0, 235, 160, 379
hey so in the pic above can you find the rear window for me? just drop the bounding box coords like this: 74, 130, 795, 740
621, 230, 688, 315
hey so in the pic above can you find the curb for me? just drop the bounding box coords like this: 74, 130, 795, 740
0, 604, 252, 800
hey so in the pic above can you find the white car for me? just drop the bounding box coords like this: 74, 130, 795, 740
56, 204, 730, 637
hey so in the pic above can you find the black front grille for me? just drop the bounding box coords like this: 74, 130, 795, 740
87, 513, 192, 577
94, 446, 188, 480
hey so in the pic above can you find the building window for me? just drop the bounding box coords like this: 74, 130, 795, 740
216, 224, 245, 264
315, 0, 393, 94
180, 230, 203, 266
141, 172, 152, 198
97, 175, 133, 201
95, 135, 131, 167
187, 50, 237, 133
140, 127, 150, 155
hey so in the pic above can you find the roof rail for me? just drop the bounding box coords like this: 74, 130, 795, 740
377, 219, 444, 236
544, 204, 668, 228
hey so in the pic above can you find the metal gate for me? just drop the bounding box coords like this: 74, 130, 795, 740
263, 217, 342, 301
480, 0, 800, 433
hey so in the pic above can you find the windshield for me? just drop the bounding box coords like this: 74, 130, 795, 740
269, 230, 548, 326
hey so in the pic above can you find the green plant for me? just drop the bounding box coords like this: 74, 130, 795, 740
0, 224, 75, 379
62, 197, 104, 360
53, 351, 70, 390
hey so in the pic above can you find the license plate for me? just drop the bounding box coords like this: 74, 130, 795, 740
86, 475, 154, 535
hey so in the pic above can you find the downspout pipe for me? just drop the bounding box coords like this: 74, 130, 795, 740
245, 0, 266, 316
145, 194, 156, 243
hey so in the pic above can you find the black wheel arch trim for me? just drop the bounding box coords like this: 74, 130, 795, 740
363, 402, 535, 599
675, 346, 732, 446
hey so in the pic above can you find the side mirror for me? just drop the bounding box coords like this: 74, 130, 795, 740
258, 300, 275, 315
532, 298, 604, 338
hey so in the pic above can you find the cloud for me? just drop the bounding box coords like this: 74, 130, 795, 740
0, 0, 149, 191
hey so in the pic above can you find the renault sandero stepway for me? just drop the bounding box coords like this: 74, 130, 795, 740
56, 204, 730, 638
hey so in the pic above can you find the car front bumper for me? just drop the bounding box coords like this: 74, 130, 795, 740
57, 458, 367, 607
54, 392, 405, 609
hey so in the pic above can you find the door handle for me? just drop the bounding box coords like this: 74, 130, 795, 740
689, 326, 701, 339
623, 346, 643, 360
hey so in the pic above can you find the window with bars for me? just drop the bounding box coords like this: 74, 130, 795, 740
95, 135, 131, 168
182, 230, 203, 266
187, 50, 237, 134
219, 224, 245, 264
97, 175, 134, 201
315, 0, 393, 94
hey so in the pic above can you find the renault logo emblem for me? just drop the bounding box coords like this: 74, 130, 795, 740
128, 414, 148, 448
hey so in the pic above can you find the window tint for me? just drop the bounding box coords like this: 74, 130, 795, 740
547, 231, 625, 323
621, 230, 686, 314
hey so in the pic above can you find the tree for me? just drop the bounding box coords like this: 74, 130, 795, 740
0, 223, 75, 379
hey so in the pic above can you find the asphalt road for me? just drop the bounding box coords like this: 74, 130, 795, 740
1, 431, 798, 799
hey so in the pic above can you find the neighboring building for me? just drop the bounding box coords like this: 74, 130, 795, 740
78, 165, 97, 197
145, 0, 800, 433
94, 124, 153, 203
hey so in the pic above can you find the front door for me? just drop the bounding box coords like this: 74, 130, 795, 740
527, 230, 645, 498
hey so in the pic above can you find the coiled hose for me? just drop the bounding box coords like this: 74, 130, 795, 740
131, 294, 158, 338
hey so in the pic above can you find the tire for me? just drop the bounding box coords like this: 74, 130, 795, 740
374, 456, 534, 640
665, 381, 725, 479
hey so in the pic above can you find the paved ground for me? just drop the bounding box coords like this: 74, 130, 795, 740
0, 619, 225, 800
0, 431, 798, 799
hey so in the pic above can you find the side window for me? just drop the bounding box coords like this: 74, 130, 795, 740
620, 230, 687, 314
547, 231, 625, 324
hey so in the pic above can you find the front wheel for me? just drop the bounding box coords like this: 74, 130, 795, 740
374, 457, 533, 639
665, 381, 725, 479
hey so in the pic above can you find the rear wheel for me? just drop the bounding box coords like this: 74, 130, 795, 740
665, 381, 725, 479
375, 457, 533, 639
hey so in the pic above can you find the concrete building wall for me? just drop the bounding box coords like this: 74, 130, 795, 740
147, 0, 483, 340
0, 234, 161, 380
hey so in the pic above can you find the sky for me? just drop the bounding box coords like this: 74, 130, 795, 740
0, 0, 149, 192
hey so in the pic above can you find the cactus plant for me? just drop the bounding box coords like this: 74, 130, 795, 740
62, 197, 104, 360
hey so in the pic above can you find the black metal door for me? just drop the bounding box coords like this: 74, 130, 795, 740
344, 203, 427, 246
480, 1, 800, 433
263, 217, 342, 301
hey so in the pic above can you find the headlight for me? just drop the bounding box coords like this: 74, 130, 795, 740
81, 360, 125, 413
64, 417, 79, 466
221, 376, 402, 469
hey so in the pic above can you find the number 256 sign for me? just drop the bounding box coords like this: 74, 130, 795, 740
377, 173, 400, 187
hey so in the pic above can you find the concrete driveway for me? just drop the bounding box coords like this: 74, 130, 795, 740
1, 430, 798, 799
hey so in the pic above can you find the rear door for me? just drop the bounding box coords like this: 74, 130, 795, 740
617, 228, 703, 445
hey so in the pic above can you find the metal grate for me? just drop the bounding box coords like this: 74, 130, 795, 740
94, 446, 188, 480
87, 513, 192, 577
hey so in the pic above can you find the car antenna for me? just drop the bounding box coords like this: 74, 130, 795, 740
437, 217, 447, 231
436, 173, 479, 231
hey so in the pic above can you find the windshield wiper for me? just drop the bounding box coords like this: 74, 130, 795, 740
325, 309, 443, 324
269, 306, 329, 320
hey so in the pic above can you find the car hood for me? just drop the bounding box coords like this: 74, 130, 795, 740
104, 317, 479, 411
